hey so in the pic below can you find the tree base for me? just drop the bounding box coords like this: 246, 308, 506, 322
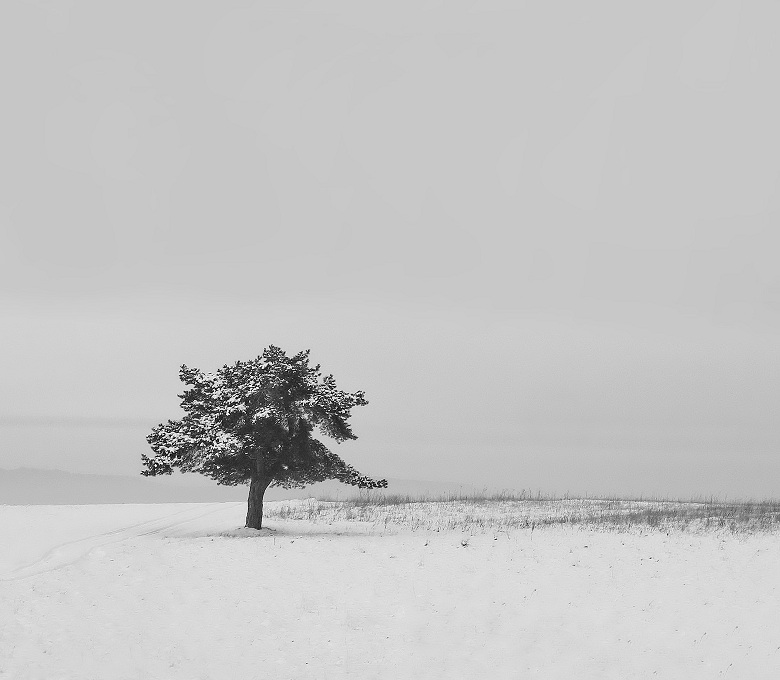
245, 472, 271, 529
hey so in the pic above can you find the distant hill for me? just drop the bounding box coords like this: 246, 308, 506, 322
0, 468, 475, 505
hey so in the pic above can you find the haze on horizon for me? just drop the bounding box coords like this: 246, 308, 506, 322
1, 1, 779, 500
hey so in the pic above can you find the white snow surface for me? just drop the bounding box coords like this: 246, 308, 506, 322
2, 501, 779, 679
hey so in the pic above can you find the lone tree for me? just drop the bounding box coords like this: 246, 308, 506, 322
142, 345, 386, 529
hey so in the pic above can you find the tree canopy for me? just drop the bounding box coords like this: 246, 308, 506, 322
142, 345, 386, 527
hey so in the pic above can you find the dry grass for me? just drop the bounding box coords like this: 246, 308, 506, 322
263, 490, 780, 534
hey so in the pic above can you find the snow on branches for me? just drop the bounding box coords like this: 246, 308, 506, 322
142, 346, 386, 490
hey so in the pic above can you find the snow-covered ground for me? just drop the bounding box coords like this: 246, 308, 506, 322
2, 501, 779, 679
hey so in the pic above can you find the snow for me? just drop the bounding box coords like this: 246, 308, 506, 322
2, 502, 779, 679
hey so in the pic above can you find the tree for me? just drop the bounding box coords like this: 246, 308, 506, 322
142, 345, 386, 529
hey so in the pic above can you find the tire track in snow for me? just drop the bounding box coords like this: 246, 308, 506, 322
0, 502, 242, 581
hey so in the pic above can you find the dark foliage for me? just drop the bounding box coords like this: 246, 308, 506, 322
142, 345, 386, 490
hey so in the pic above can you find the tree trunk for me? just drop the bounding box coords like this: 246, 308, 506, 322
246, 468, 272, 529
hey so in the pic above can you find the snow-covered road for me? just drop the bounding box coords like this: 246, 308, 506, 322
1, 502, 779, 679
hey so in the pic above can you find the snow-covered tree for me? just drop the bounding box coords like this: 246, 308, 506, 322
142, 345, 386, 528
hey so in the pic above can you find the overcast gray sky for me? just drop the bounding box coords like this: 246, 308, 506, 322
1, 0, 779, 499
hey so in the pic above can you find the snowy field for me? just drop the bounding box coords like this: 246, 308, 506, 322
2, 500, 780, 679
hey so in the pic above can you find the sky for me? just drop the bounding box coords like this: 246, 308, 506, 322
1, 0, 779, 499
